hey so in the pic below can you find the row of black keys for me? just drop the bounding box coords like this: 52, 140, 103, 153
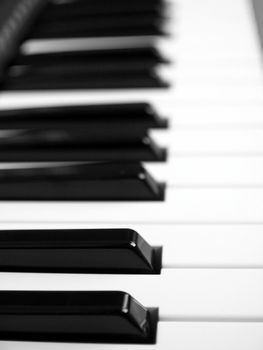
0, 229, 160, 343
0, 103, 168, 162
0, 1, 165, 344
4, 47, 169, 90
1, 0, 169, 90
32, 0, 167, 38
0, 0, 169, 200
0, 103, 167, 201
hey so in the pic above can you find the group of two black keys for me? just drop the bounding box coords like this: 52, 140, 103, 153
0, 103, 168, 200
3, 0, 169, 90
0, 228, 161, 344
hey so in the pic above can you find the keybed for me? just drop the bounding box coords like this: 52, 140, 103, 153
0, 0, 263, 348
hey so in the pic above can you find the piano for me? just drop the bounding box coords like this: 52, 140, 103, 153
0, 0, 263, 349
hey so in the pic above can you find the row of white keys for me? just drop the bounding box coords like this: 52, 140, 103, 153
2, 222, 263, 268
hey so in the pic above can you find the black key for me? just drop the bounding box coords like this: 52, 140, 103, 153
0, 103, 167, 162
0, 103, 168, 144
5, 48, 169, 90
30, 24, 165, 39
3, 69, 168, 90
13, 47, 168, 76
0, 291, 158, 344
42, 0, 165, 17
0, 138, 166, 162
40, 9, 164, 24
0, 229, 162, 274
0, 162, 165, 201
31, 12, 166, 39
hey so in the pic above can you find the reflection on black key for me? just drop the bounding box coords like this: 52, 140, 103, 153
0, 291, 158, 344
0, 162, 165, 201
0, 229, 162, 274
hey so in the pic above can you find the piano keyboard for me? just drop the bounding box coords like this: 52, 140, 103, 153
1, 0, 263, 349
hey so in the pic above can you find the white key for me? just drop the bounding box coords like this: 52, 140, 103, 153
1, 269, 263, 319
168, 0, 261, 59
170, 106, 263, 126
1, 322, 263, 350
2, 187, 263, 223
154, 128, 263, 154
148, 156, 263, 185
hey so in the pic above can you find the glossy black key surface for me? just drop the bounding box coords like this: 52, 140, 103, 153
0, 103, 167, 139
0, 162, 165, 201
0, 291, 158, 344
38, 0, 165, 19
28, 0, 166, 39
31, 13, 166, 39
0, 229, 162, 274
29, 25, 165, 39
12, 47, 168, 76
0, 138, 166, 162
40, 9, 164, 25
0, 103, 167, 161
3, 69, 168, 90
0, 0, 168, 90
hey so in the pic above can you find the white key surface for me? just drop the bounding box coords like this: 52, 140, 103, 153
155, 128, 263, 154
2, 187, 263, 223
148, 156, 263, 185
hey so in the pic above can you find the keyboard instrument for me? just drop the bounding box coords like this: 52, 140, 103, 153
1, 0, 263, 349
